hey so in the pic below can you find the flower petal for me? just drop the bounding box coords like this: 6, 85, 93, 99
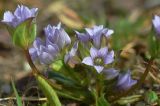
152, 15, 160, 34
102, 68, 119, 80
33, 38, 44, 49
94, 65, 104, 73
85, 28, 94, 37
47, 44, 59, 56
117, 70, 137, 90
117, 72, 130, 86
82, 57, 93, 66
90, 47, 98, 59
2, 11, 14, 23
64, 42, 78, 63
98, 47, 108, 57
92, 34, 102, 49
61, 29, 71, 46
152, 15, 160, 28
103, 28, 114, 38
104, 50, 114, 64
39, 52, 53, 65
30, 8, 38, 16
29, 48, 38, 61
14, 5, 31, 21
75, 31, 90, 42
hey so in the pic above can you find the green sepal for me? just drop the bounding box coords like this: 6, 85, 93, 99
51, 60, 63, 71
12, 18, 37, 49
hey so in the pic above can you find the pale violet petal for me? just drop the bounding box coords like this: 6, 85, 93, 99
33, 38, 44, 49
57, 22, 61, 29
98, 47, 108, 57
64, 53, 70, 63
64, 42, 78, 63
2, 11, 14, 22
104, 50, 114, 64
82, 57, 93, 66
29, 48, 38, 61
93, 25, 104, 34
85, 28, 93, 37
90, 47, 98, 59
92, 34, 102, 49
39, 52, 53, 65
30, 8, 38, 16
70, 42, 78, 56
103, 28, 114, 37
152, 15, 160, 28
75, 31, 90, 42
117, 71, 130, 86
94, 65, 104, 73
102, 68, 119, 80
47, 44, 59, 55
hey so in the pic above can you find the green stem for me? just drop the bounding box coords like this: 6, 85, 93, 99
110, 58, 154, 102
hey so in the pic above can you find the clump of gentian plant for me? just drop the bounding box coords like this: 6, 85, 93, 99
1, 5, 159, 106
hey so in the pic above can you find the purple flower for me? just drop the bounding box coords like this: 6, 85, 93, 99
44, 23, 71, 49
75, 31, 90, 43
29, 38, 59, 65
2, 5, 38, 27
64, 41, 79, 63
76, 25, 114, 48
117, 71, 137, 90
86, 25, 114, 49
82, 47, 114, 73
102, 68, 119, 80
152, 15, 160, 37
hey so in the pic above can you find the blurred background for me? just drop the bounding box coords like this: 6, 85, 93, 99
0, 0, 160, 103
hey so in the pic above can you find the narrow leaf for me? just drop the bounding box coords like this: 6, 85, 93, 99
47, 71, 80, 88
97, 95, 110, 106
11, 79, 23, 106
35, 74, 61, 106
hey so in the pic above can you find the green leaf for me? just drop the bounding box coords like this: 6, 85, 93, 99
35, 74, 61, 106
48, 71, 81, 88
96, 94, 110, 106
11, 79, 23, 106
145, 90, 158, 104
12, 18, 37, 48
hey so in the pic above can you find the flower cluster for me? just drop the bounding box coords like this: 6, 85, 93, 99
2, 5, 38, 27
75, 25, 136, 90
1, 5, 137, 91
29, 23, 71, 64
